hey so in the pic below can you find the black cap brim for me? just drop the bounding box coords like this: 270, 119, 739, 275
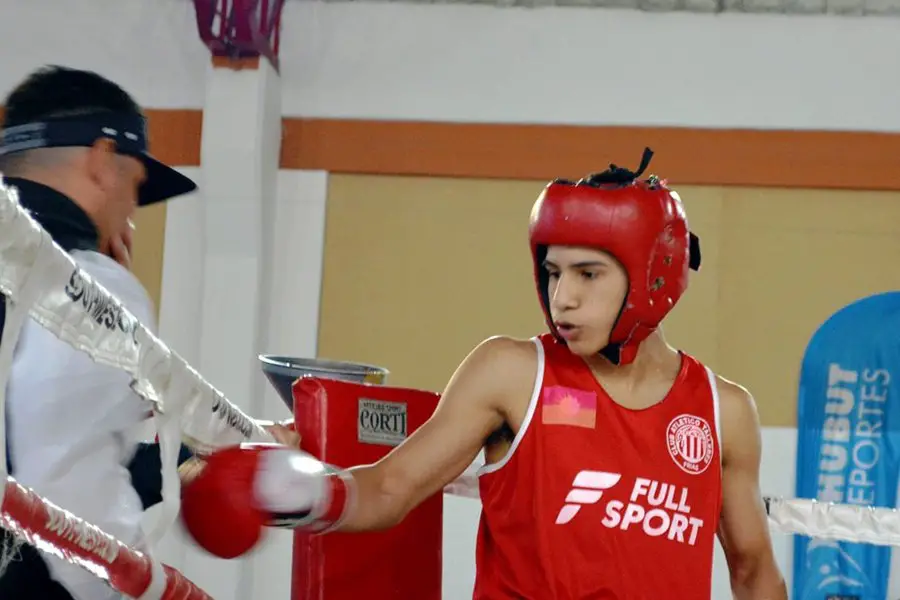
138, 153, 198, 206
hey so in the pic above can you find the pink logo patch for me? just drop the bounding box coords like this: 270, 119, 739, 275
542, 386, 597, 429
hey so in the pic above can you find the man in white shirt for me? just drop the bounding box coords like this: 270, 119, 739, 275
0, 65, 297, 599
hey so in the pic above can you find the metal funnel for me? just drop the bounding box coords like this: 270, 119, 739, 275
259, 355, 389, 409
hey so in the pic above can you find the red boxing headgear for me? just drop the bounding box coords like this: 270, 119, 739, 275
528, 148, 701, 366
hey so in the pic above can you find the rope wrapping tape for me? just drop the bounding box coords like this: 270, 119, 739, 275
0, 476, 211, 600
765, 496, 900, 546
0, 177, 273, 452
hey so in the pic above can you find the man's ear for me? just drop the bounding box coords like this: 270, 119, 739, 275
84, 137, 119, 188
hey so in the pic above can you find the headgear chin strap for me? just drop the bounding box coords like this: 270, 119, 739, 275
529, 147, 701, 366
0, 111, 196, 206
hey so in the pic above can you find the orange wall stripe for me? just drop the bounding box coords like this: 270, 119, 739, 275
280, 118, 900, 191
4, 106, 900, 191
144, 110, 203, 166
0, 108, 202, 167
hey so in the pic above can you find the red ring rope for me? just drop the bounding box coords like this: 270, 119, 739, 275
0, 476, 212, 600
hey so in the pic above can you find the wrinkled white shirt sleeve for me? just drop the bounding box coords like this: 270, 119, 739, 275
7, 250, 157, 600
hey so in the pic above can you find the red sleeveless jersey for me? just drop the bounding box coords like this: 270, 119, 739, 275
473, 334, 723, 600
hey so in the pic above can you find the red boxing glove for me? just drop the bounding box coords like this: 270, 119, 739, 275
180, 444, 354, 559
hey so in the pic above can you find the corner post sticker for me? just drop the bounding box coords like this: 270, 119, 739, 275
358, 398, 408, 447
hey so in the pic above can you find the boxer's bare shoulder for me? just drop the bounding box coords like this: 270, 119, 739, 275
340, 335, 538, 532
711, 373, 764, 474
714, 374, 760, 458
473, 336, 541, 444
711, 373, 786, 594
464, 335, 540, 405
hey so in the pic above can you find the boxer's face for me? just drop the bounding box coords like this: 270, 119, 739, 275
543, 245, 628, 357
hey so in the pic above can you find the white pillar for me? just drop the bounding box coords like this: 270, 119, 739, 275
150, 165, 205, 576
248, 168, 330, 600
182, 56, 283, 600
154, 61, 331, 599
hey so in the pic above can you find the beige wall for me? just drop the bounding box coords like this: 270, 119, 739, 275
130, 202, 167, 320
318, 174, 900, 427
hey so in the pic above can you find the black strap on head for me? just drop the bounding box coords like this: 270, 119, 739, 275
0, 111, 149, 158
689, 232, 701, 271
577, 146, 656, 188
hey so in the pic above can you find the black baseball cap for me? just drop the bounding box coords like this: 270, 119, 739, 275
0, 110, 196, 206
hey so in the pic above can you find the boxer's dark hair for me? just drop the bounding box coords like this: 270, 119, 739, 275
2, 65, 142, 129
553, 147, 657, 189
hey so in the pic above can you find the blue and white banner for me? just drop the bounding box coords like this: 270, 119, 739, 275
794, 291, 900, 600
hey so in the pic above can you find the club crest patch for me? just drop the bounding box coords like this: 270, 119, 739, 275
666, 414, 714, 475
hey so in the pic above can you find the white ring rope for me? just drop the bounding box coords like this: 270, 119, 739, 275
0, 175, 897, 591
764, 495, 900, 546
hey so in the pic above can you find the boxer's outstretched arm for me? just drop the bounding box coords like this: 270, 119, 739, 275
715, 378, 787, 600
339, 336, 535, 532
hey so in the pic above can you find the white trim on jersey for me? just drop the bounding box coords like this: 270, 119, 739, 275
703, 365, 723, 468
703, 364, 724, 598
477, 337, 545, 477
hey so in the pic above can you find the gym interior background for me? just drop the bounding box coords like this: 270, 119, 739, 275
1, 0, 899, 598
